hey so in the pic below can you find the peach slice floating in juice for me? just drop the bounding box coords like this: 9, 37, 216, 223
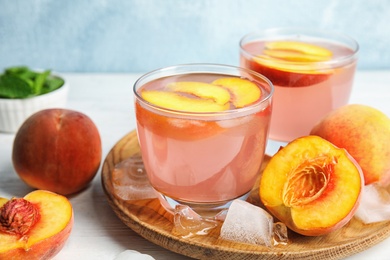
167, 81, 231, 105
136, 102, 224, 141
212, 78, 261, 108
265, 41, 333, 59
141, 90, 229, 112
251, 41, 334, 87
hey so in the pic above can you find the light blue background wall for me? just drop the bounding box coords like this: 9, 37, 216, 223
0, 0, 389, 73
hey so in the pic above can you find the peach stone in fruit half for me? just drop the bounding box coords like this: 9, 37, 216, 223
259, 135, 363, 236
0, 190, 73, 260
211, 77, 261, 108
310, 104, 390, 186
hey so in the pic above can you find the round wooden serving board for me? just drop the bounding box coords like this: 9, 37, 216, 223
101, 130, 390, 259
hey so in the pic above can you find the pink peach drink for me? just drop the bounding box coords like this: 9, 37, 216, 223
240, 28, 359, 142
133, 64, 273, 215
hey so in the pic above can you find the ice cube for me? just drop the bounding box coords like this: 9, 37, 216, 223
355, 183, 390, 223
216, 115, 253, 129
173, 205, 218, 238
112, 155, 157, 201
220, 200, 274, 247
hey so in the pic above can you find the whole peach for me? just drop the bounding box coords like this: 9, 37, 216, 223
12, 108, 102, 195
310, 104, 390, 186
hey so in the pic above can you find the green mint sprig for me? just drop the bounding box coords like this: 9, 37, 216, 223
0, 66, 65, 99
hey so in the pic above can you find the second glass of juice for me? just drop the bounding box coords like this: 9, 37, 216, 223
240, 28, 359, 142
133, 64, 273, 217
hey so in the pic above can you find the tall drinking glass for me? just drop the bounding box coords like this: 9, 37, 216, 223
240, 28, 359, 145
133, 64, 273, 217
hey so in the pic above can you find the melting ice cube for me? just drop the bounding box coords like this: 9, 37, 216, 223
220, 200, 274, 247
173, 205, 218, 238
355, 183, 390, 223
112, 155, 157, 201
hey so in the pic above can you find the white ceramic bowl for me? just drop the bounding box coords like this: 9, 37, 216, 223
0, 80, 69, 133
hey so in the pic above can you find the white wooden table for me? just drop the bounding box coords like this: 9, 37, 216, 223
1, 71, 389, 260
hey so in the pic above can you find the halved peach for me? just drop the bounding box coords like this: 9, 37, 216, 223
167, 81, 231, 105
259, 136, 363, 236
141, 90, 229, 112
211, 78, 261, 108
0, 190, 73, 259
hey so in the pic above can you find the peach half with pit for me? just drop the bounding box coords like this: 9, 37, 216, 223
0, 190, 73, 260
310, 104, 390, 186
259, 135, 363, 236
250, 41, 333, 87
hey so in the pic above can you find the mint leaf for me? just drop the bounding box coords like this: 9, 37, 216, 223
42, 76, 64, 94
33, 70, 51, 94
0, 66, 65, 99
5, 66, 30, 75
0, 75, 34, 98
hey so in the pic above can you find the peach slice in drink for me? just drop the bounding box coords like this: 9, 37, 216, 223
212, 78, 261, 108
138, 78, 263, 140
251, 41, 334, 87
139, 84, 229, 140
167, 82, 231, 105
141, 90, 229, 112
265, 41, 333, 60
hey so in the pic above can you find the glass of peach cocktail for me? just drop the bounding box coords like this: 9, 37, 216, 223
133, 64, 273, 216
240, 28, 359, 142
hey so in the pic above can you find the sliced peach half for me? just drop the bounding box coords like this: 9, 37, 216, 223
167, 81, 231, 105
141, 90, 229, 112
211, 78, 261, 108
259, 135, 363, 236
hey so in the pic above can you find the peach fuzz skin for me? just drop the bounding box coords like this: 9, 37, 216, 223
311, 104, 390, 186
12, 108, 102, 195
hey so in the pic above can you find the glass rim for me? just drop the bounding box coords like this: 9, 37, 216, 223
133, 63, 274, 117
239, 27, 359, 69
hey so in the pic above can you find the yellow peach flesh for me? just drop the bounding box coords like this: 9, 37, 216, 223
167, 81, 231, 105
0, 190, 73, 253
141, 90, 229, 112
0, 198, 7, 207
263, 49, 331, 62
254, 41, 334, 75
260, 136, 363, 236
265, 41, 333, 58
212, 78, 261, 108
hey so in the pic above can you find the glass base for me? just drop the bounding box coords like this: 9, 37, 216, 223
155, 191, 251, 218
